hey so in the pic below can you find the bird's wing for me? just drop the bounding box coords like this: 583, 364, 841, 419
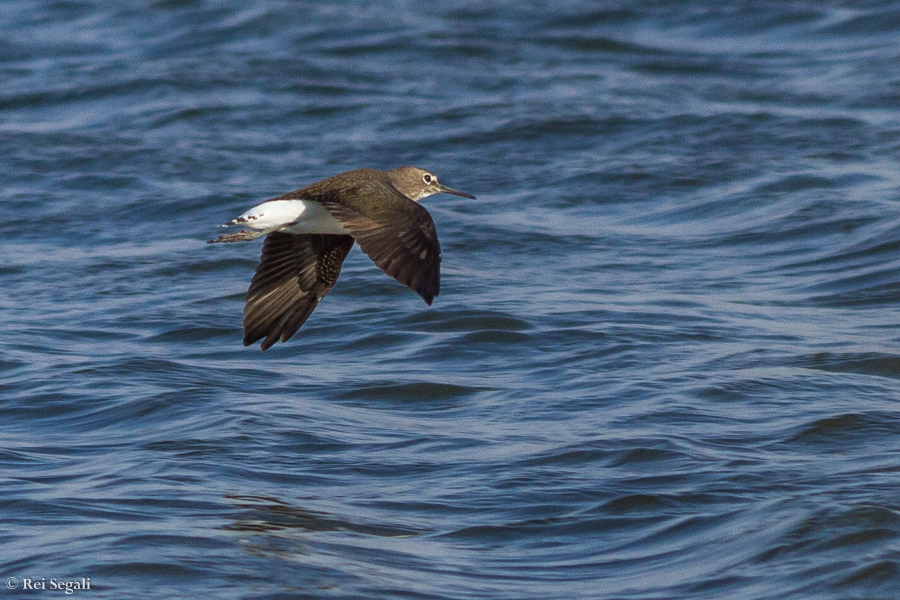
243, 232, 354, 350
316, 180, 441, 305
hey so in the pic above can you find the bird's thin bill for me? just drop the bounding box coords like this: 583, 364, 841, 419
438, 184, 476, 199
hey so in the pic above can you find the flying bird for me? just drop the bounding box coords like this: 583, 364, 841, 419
209, 167, 475, 350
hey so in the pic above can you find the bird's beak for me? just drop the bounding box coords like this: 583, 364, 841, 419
438, 183, 476, 199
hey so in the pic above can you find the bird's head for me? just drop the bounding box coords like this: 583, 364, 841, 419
388, 166, 476, 202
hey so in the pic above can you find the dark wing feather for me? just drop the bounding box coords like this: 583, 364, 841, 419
243, 232, 354, 350
317, 181, 441, 304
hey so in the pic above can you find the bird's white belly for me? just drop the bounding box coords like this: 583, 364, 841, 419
232, 200, 349, 235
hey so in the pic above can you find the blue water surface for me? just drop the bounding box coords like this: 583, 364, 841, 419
2, 1, 900, 599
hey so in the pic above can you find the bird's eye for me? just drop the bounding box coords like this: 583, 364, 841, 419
423, 174, 433, 184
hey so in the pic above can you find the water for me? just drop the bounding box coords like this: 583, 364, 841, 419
2, 1, 900, 598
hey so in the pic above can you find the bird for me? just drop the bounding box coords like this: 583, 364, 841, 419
208, 166, 475, 350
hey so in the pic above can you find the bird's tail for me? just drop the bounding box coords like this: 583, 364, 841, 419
207, 230, 265, 243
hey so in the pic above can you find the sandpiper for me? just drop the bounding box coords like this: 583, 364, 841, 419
209, 166, 475, 350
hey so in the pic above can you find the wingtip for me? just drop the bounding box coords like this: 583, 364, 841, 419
243, 336, 268, 350
258, 334, 279, 351
245, 338, 272, 351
